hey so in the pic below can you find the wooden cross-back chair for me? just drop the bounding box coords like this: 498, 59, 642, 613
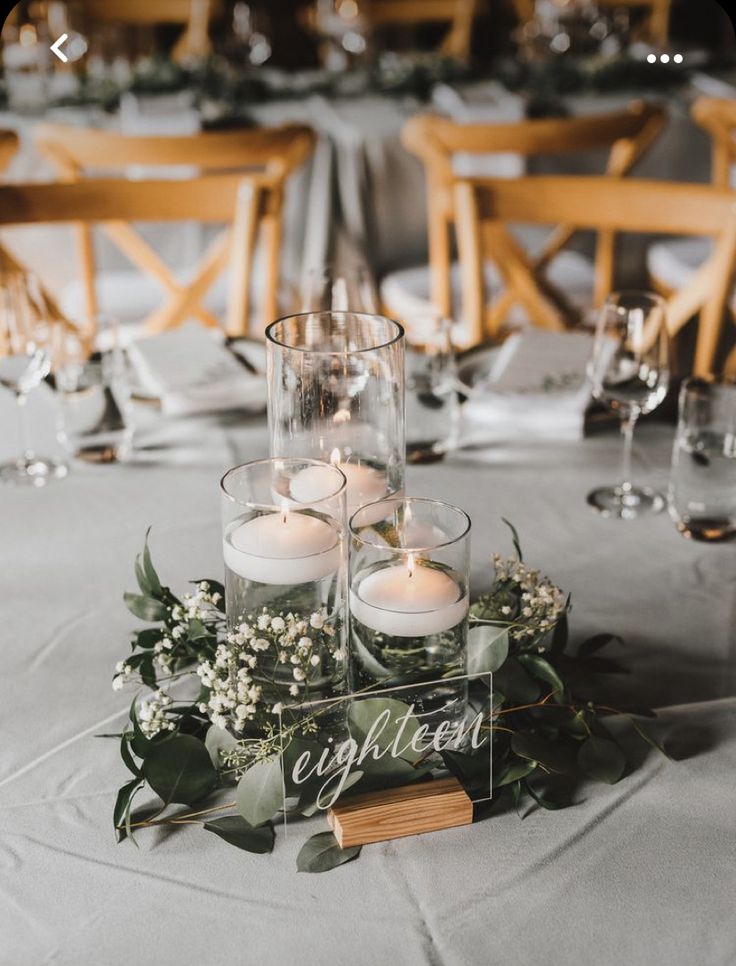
0, 175, 279, 340
454, 175, 736, 376
79, 0, 223, 61
691, 97, 736, 189
398, 102, 666, 338
511, 0, 671, 46
366, 0, 479, 60
35, 124, 316, 337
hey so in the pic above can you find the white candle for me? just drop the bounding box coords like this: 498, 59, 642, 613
290, 450, 398, 525
224, 508, 340, 585
350, 555, 468, 637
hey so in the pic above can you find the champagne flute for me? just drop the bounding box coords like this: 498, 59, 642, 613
0, 273, 67, 486
586, 290, 670, 519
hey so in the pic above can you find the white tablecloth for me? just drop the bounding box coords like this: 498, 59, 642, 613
1, 388, 735, 966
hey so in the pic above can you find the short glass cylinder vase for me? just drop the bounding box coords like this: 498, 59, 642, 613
349, 497, 471, 729
266, 312, 405, 525
219, 459, 349, 735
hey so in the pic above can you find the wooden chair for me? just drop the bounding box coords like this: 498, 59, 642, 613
366, 0, 479, 60
0, 129, 18, 173
511, 0, 671, 46
648, 98, 736, 374
79, 0, 223, 61
453, 175, 736, 376
383, 102, 666, 344
35, 124, 316, 335
0, 175, 282, 340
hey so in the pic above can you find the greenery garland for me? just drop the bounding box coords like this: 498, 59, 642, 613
107, 523, 667, 873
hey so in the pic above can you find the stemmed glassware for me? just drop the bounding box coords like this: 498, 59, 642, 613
586, 290, 670, 519
0, 273, 67, 486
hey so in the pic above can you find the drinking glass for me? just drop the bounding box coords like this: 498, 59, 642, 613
405, 313, 459, 463
586, 291, 670, 518
55, 320, 133, 464
0, 274, 67, 486
668, 378, 736, 542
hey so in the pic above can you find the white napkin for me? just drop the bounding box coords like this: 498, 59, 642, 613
461, 330, 594, 442
127, 323, 267, 417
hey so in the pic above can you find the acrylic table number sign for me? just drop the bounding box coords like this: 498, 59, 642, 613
266, 312, 405, 523
275, 673, 493, 847
219, 458, 349, 733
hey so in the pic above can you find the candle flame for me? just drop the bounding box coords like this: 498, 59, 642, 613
330, 448, 341, 466
407, 552, 415, 578
280, 499, 289, 524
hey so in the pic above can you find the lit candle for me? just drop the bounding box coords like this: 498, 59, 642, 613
290, 449, 396, 525
350, 553, 468, 637
223, 503, 340, 585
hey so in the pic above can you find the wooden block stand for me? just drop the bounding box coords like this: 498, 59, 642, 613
328, 777, 473, 848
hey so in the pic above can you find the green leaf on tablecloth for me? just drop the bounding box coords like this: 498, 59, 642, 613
120, 735, 142, 777
348, 697, 423, 765
300, 770, 364, 816
468, 624, 509, 676
124, 592, 167, 622
236, 757, 283, 826
143, 734, 218, 805
204, 725, 239, 770
142, 529, 162, 595
627, 718, 673, 760
114, 778, 143, 841
204, 816, 274, 854
493, 657, 540, 704
522, 778, 568, 811
578, 633, 623, 657
441, 749, 491, 793
578, 736, 626, 784
511, 732, 577, 775
297, 831, 361, 873
517, 654, 565, 699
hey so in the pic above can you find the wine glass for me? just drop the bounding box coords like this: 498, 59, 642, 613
586, 290, 670, 519
0, 274, 67, 486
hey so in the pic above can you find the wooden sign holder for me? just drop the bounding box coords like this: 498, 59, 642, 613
327, 777, 473, 848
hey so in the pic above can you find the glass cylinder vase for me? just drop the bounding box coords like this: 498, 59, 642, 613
219, 458, 349, 731
266, 312, 405, 525
349, 497, 471, 729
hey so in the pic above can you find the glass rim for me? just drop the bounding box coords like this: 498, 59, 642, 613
681, 375, 736, 392
265, 311, 405, 356
603, 289, 667, 313
348, 496, 471, 552
220, 457, 347, 510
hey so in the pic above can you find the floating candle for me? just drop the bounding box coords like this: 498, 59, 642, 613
223, 505, 340, 585
350, 554, 468, 637
290, 449, 395, 525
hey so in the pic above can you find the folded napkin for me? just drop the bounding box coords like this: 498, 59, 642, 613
460, 330, 595, 442
127, 323, 267, 417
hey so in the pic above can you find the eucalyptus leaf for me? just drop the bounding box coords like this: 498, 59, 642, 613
494, 757, 536, 788
204, 816, 274, 854
204, 725, 238, 770
296, 831, 361, 873
511, 732, 577, 775
236, 756, 283, 826
142, 734, 217, 805
142, 529, 162, 596
468, 624, 509, 676
517, 653, 565, 698
124, 592, 167, 623
578, 736, 626, 784
114, 778, 142, 840
493, 657, 540, 704
300, 770, 364, 816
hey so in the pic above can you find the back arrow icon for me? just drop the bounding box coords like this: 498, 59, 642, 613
50, 34, 69, 63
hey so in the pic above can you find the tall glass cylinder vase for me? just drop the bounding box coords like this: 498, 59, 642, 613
266, 312, 405, 525
219, 458, 348, 734
349, 497, 471, 730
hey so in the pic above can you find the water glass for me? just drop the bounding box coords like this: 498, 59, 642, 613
405, 314, 459, 462
55, 325, 133, 464
668, 378, 736, 542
